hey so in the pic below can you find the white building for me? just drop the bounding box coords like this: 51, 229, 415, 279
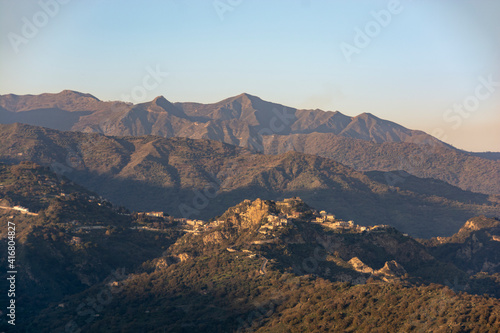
13, 205, 29, 213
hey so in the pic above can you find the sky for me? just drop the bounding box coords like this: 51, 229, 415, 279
0, 0, 499, 152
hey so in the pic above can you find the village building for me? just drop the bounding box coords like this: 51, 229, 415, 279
13, 205, 29, 213
279, 218, 288, 225
287, 211, 301, 219
186, 219, 204, 226
146, 211, 165, 218
267, 214, 279, 223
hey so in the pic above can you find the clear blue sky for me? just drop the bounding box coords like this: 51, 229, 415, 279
1, 0, 499, 151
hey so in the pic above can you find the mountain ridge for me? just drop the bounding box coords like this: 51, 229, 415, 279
0, 90, 447, 145
0, 122, 498, 238
0, 91, 498, 195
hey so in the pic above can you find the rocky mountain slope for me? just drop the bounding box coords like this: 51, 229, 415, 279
263, 133, 500, 195
422, 216, 500, 275
0, 123, 498, 238
0, 91, 441, 145
27, 198, 500, 332
1, 91, 498, 195
0, 162, 182, 330
2, 166, 499, 332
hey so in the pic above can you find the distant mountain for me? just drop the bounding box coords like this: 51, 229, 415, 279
0, 91, 445, 145
1, 91, 498, 195
0, 90, 130, 132
172, 93, 443, 145
0, 90, 102, 112
0, 123, 498, 238
263, 133, 500, 195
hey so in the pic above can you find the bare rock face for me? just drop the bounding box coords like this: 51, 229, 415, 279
348, 257, 374, 274
463, 219, 483, 231
457, 234, 484, 260
177, 253, 191, 262
236, 198, 271, 229
223, 198, 273, 230
155, 258, 169, 270
375, 260, 407, 281
203, 231, 225, 245
460, 216, 500, 233
346, 258, 407, 282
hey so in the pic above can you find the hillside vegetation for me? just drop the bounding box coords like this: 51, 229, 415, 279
0, 124, 499, 238
1, 91, 498, 195
30, 197, 500, 332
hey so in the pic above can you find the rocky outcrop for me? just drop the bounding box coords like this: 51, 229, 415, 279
228, 198, 272, 229
348, 257, 406, 282
203, 231, 225, 245
155, 258, 169, 270
463, 219, 483, 231
375, 260, 407, 281
459, 216, 500, 234
456, 234, 484, 260
348, 257, 374, 274
177, 253, 191, 262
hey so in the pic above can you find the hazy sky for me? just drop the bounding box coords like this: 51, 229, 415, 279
1, 0, 499, 152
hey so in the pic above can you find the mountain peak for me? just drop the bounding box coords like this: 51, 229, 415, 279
153, 95, 167, 102
355, 112, 379, 120
236, 92, 257, 98
59, 90, 99, 100
152, 95, 170, 106
231, 92, 262, 103
145, 95, 189, 119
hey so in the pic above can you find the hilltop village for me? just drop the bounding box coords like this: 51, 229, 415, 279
132, 197, 392, 236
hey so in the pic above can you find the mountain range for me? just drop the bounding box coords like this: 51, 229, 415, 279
1, 90, 498, 195
0, 123, 498, 238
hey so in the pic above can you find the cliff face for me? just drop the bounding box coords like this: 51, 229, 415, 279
348, 257, 407, 282
225, 198, 273, 230
376, 260, 407, 281
424, 216, 500, 274
461, 216, 500, 233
